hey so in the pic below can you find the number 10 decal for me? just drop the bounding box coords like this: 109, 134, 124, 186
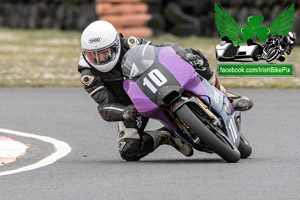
143, 69, 167, 93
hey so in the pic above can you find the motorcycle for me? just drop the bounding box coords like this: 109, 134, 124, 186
121, 44, 252, 162
259, 34, 295, 62
215, 41, 260, 61
260, 40, 285, 62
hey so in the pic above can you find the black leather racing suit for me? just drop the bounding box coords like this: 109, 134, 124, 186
78, 34, 213, 161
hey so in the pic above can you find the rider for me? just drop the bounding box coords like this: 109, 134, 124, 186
78, 20, 253, 161
261, 31, 296, 62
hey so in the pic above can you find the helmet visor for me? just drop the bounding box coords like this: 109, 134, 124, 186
84, 48, 112, 65
83, 34, 120, 67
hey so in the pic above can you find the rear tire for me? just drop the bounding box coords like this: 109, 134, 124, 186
176, 104, 240, 163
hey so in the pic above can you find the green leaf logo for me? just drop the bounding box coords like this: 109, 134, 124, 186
240, 15, 270, 43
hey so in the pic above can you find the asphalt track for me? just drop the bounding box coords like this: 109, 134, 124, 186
0, 88, 299, 200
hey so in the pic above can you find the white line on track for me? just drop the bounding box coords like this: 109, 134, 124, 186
0, 128, 72, 177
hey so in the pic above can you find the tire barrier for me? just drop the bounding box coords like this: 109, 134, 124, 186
0, 0, 299, 44
164, 2, 200, 36
95, 0, 299, 43
96, 3, 148, 15
0, 1, 98, 30
95, 0, 164, 38
116, 27, 153, 38
101, 14, 152, 27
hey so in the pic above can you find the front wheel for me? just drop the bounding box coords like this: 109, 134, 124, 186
238, 134, 252, 159
266, 48, 280, 62
176, 104, 240, 163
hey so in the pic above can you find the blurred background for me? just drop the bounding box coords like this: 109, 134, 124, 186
0, 0, 299, 87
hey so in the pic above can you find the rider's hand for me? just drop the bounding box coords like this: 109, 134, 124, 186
186, 53, 203, 69
122, 105, 137, 121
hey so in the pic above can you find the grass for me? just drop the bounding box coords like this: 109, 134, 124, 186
0, 28, 80, 87
0, 28, 299, 88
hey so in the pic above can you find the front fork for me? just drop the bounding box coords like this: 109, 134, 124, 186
172, 96, 222, 128
235, 111, 242, 132
165, 96, 219, 153
168, 95, 242, 153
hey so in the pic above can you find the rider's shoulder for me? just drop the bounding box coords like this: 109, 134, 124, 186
78, 53, 91, 72
121, 35, 143, 49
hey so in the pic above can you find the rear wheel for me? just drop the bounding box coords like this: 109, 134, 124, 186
176, 104, 240, 163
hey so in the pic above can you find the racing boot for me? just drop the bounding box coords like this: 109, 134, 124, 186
146, 127, 193, 157
209, 73, 254, 111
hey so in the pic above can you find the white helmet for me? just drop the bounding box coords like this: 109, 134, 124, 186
287, 31, 296, 45
81, 20, 121, 72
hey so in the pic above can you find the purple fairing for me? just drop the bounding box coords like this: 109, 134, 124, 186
123, 46, 206, 131
123, 79, 177, 130
158, 47, 208, 97
123, 46, 235, 131
159, 47, 225, 114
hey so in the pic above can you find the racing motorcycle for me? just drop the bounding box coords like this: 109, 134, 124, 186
260, 38, 286, 62
121, 44, 252, 162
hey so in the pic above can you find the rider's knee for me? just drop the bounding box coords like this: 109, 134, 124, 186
278, 55, 285, 62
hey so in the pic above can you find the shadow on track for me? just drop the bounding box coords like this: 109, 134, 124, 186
141, 158, 228, 164
78, 158, 231, 165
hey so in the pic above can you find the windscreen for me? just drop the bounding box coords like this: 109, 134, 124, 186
121, 44, 156, 78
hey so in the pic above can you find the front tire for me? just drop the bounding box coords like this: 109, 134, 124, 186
176, 104, 240, 163
238, 134, 252, 159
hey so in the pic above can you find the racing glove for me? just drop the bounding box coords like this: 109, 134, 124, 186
122, 105, 137, 121
186, 53, 204, 69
